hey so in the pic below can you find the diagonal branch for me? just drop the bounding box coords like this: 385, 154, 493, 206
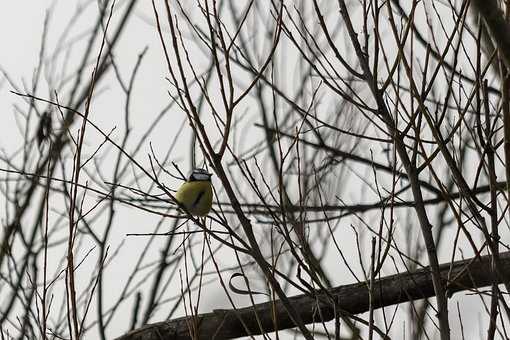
114, 251, 510, 340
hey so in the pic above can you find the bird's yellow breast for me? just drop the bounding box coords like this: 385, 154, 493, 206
174, 180, 213, 216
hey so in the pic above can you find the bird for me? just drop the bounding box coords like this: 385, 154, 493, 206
174, 168, 213, 217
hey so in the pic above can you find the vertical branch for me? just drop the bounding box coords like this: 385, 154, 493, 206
484, 79, 500, 340
41, 149, 51, 340
368, 237, 376, 340
67, 2, 116, 339
504, 75, 510, 216
337, 0, 450, 338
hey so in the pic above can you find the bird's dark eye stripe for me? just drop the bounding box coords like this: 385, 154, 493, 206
192, 190, 205, 208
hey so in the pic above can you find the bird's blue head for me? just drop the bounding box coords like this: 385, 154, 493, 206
189, 168, 212, 181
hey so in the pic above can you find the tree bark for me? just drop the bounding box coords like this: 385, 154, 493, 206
472, 0, 510, 69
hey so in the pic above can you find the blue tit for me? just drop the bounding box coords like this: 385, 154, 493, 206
175, 168, 213, 217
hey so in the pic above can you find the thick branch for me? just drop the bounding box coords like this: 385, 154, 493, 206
115, 251, 510, 340
472, 0, 510, 70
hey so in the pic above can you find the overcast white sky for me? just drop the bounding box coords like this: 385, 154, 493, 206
0, 1, 502, 339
